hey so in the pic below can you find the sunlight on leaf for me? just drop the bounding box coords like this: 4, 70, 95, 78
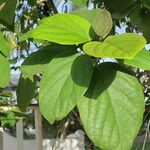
83, 33, 146, 59
20, 13, 92, 45
78, 63, 144, 150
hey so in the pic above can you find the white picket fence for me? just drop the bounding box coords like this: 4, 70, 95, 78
0, 107, 85, 150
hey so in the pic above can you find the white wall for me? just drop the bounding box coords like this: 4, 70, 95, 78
1, 130, 85, 150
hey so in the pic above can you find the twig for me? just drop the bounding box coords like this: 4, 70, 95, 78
142, 119, 150, 150
135, 111, 150, 150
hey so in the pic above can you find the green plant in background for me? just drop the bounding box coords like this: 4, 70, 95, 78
0, 0, 150, 150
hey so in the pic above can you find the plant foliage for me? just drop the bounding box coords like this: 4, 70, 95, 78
0, 1, 150, 149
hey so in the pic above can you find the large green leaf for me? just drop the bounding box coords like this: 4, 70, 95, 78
20, 14, 92, 45
0, 0, 17, 29
21, 44, 76, 76
78, 63, 145, 150
39, 53, 93, 124
0, 32, 11, 57
17, 75, 36, 112
83, 33, 146, 59
0, 54, 10, 88
124, 50, 150, 70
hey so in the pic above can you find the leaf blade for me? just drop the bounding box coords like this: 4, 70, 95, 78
0, 0, 17, 29
78, 63, 145, 150
20, 14, 92, 45
83, 33, 146, 59
17, 75, 36, 112
73, 9, 113, 37
93, 9, 113, 37
21, 44, 77, 76
39, 53, 93, 124
0, 32, 11, 57
0, 54, 10, 88
124, 50, 150, 70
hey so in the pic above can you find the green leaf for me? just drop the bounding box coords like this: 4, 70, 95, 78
0, 32, 11, 57
39, 53, 93, 124
11, 108, 30, 119
143, 0, 150, 9
0, 111, 17, 127
20, 14, 92, 45
0, 0, 17, 29
17, 75, 36, 112
103, 0, 134, 17
0, 99, 9, 105
70, 0, 88, 7
73, 9, 112, 37
83, 33, 146, 59
93, 9, 113, 37
21, 44, 77, 76
78, 63, 145, 150
141, 14, 150, 42
73, 9, 101, 25
0, 91, 13, 97
124, 50, 150, 70
128, 3, 144, 25
0, 54, 10, 88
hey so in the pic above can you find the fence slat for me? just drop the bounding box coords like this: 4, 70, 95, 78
16, 119, 23, 150
35, 108, 43, 150
0, 128, 3, 150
